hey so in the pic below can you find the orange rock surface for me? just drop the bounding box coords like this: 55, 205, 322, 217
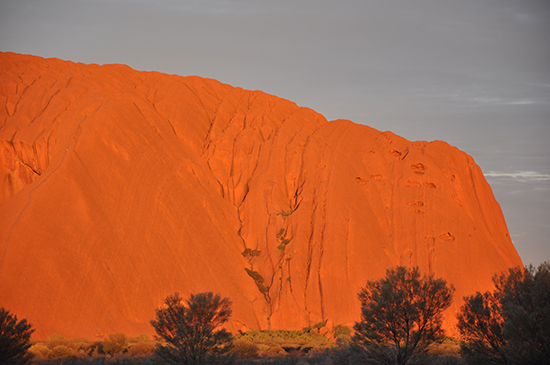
0, 52, 522, 339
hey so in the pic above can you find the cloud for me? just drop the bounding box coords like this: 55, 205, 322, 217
485, 171, 550, 182
465, 97, 544, 106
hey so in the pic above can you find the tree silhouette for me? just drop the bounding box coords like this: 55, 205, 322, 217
457, 262, 550, 365
151, 292, 234, 365
0, 308, 35, 364
456, 291, 508, 364
353, 266, 454, 365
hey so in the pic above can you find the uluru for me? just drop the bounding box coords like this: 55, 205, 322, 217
0, 52, 522, 339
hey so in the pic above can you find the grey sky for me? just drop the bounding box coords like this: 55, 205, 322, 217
1, 0, 548, 266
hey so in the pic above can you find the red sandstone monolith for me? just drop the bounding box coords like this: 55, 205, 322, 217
0, 52, 522, 338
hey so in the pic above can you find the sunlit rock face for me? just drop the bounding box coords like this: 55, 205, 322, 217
0, 52, 522, 338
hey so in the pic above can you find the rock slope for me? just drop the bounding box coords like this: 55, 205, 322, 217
0, 52, 522, 338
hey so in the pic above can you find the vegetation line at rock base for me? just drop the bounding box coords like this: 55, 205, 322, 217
2, 263, 548, 365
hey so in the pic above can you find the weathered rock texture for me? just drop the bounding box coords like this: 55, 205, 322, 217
0, 52, 522, 338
